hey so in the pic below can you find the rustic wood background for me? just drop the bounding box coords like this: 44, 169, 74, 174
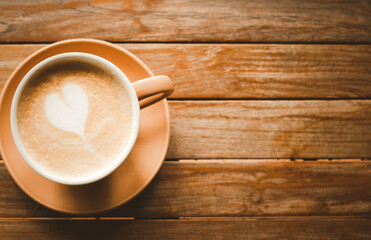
0, 0, 370, 239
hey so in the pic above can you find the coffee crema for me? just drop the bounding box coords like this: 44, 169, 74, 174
17, 60, 133, 180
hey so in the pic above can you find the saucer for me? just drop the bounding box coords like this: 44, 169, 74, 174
0, 39, 170, 214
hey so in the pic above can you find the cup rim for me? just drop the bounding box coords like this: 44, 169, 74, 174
10, 52, 140, 185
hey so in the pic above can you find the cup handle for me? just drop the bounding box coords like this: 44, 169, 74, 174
132, 75, 174, 109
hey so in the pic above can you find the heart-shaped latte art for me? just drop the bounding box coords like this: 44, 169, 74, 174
44, 84, 89, 140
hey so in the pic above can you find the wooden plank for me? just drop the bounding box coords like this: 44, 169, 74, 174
0, 100, 369, 159
168, 100, 371, 158
0, 45, 39, 93
0, 218, 370, 240
1, 160, 370, 217
0, 0, 370, 43
0, 100, 370, 159
1, 44, 371, 99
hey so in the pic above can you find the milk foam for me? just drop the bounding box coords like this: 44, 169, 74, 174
44, 84, 89, 141
17, 60, 133, 180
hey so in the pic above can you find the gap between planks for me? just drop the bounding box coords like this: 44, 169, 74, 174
168, 98, 371, 101
174, 159, 368, 163
0, 159, 367, 163
0, 216, 368, 221
1, 42, 371, 45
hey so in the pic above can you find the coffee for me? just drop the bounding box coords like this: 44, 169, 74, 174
16, 59, 133, 180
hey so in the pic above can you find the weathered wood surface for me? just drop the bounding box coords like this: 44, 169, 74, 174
1, 0, 370, 238
1, 0, 370, 43
1, 44, 370, 99
1, 160, 370, 218
168, 100, 371, 159
0, 100, 370, 159
0, 218, 370, 240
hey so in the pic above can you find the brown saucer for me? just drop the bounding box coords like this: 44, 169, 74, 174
0, 39, 170, 214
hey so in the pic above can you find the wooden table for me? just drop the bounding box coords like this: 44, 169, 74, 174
1, 0, 370, 239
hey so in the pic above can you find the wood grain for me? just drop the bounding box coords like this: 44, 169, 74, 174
1, 44, 370, 99
0, 100, 369, 159
1, 160, 370, 218
0, 1, 370, 43
0, 218, 370, 240
1, 1, 370, 238
168, 100, 371, 159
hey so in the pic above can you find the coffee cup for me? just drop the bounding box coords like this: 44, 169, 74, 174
10, 52, 173, 185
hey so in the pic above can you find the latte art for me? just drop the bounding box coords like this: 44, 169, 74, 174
44, 84, 89, 141
17, 60, 133, 180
